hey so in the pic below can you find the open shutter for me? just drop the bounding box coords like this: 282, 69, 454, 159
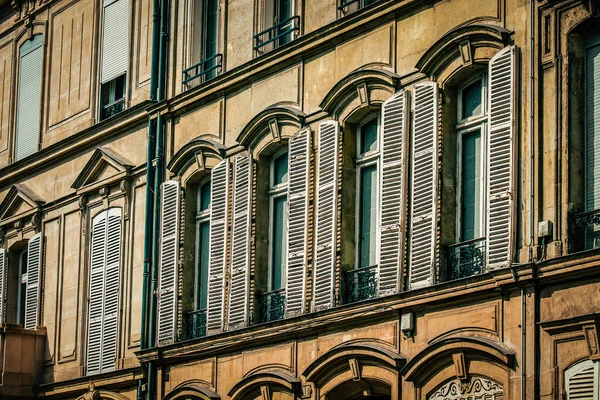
206, 159, 229, 333
285, 128, 311, 317
409, 82, 438, 289
313, 121, 339, 311
157, 181, 180, 345
487, 45, 517, 269
586, 40, 600, 212
0, 249, 6, 324
87, 212, 107, 375
101, 0, 129, 83
101, 208, 121, 372
566, 360, 599, 400
24, 232, 42, 329
228, 153, 252, 330
15, 35, 43, 162
378, 90, 408, 296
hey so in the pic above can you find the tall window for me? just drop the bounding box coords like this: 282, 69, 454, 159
99, 0, 129, 121
185, 0, 220, 85
15, 34, 43, 162
269, 152, 288, 291
254, 0, 298, 53
195, 181, 211, 310
17, 249, 27, 326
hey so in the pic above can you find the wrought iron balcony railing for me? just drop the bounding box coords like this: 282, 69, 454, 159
345, 265, 377, 304
186, 308, 207, 339
447, 237, 486, 281
570, 208, 600, 251
101, 97, 125, 120
253, 16, 300, 52
259, 288, 286, 323
183, 54, 223, 85
338, 0, 380, 11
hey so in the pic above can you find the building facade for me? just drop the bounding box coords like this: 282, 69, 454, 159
0, 0, 599, 398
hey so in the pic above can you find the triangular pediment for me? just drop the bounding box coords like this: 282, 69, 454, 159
72, 147, 134, 191
0, 184, 45, 222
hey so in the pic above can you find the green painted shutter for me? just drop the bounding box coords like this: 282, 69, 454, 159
378, 90, 408, 296
486, 45, 517, 269
101, 0, 129, 83
409, 82, 438, 289
157, 181, 180, 345
313, 121, 340, 311
15, 35, 43, 161
24, 232, 42, 329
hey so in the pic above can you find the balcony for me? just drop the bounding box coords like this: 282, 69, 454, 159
447, 238, 486, 281
259, 288, 285, 323
344, 265, 377, 304
570, 208, 600, 251
101, 97, 125, 120
186, 309, 207, 340
338, 0, 381, 13
183, 54, 223, 86
253, 16, 300, 53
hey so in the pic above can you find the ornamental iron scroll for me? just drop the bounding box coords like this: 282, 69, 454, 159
428, 377, 504, 400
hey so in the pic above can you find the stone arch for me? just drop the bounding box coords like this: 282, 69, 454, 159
402, 336, 514, 400
76, 389, 130, 400
319, 66, 399, 123
302, 341, 406, 400
228, 370, 301, 400
167, 136, 226, 186
415, 23, 511, 86
162, 380, 221, 400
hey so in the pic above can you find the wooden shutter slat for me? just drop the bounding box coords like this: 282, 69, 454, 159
157, 181, 180, 345
101, 0, 129, 83
409, 82, 438, 289
24, 232, 42, 329
487, 45, 517, 269
206, 159, 229, 334
285, 128, 311, 317
228, 154, 252, 330
378, 90, 408, 296
566, 360, 599, 400
585, 43, 600, 211
313, 121, 339, 311
0, 249, 6, 325
101, 208, 121, 372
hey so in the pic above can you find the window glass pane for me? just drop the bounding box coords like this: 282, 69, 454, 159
358, 165, 378, 268
461, 79, 482, 120
276, 0, 293, 45
360, 118, 378, 155
19, 282, 26, 325
271, 195, 287, 290
273, 152, 289, 186
198, 181, 211, 212
197, 221, 210, 309
461, 130, 483, 241
20, 251, 27, 274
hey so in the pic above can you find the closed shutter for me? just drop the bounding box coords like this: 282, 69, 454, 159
409, 82, 438, 289
585, 41, 600, 211
157, 181, 180, 345
487, 45, 517, 269
313, 121, 339, 311
0, 249, 6, 324
86, 212, 107, 375
565, 360, 599, 400
15, 35, 43, 162
86, 208, 121, 375
228, 153, 252, 330
24, 232, 42, 329
378, 90, 408, 296
206, 159, 229, 334
285, 128, 311, 317
101, 208, 121, 372
101, 0, 129, 83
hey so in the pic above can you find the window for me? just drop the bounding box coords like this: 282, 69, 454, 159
99, 0, 129, 121
254, 0, 299, 53
15, 34, 43, 162
338, 0, 379, 16
17, 249, 27, 326
184, 0, 222, 85
565, 359, 600, 399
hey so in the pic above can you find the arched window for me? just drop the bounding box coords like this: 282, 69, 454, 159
565, 359, 600, 399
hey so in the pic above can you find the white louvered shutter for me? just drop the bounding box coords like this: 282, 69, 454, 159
101, 208, 121, 372
101, 0, 129, 83
409, 82, 438, 289
228, 154, 252, 330
0, 249, 6, 324
313, 121, 340, 311
206, 159, 229, 334
87, 212, 107, 375
24, 232, 42, 329
15, 35, 43, 162
565, 360, 599, 400
378, 91, 408, 296
285, 128, 311, 317
487, 45, 517, 269
157, 181, 180, 345
585, 41, 600, 213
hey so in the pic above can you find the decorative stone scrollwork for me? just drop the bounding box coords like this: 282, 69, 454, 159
0, 228, 5, 246
14, 220, 24, 231
31, 213, 41, 231
429, 377, 503, 400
